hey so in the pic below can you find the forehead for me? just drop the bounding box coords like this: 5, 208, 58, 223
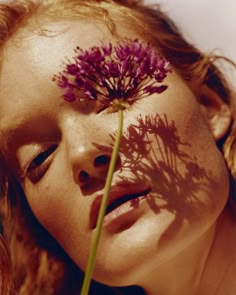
0, 21, 118, 129
1, 21, 110, 91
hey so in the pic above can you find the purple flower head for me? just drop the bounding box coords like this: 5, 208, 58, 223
53, 39, 171, 110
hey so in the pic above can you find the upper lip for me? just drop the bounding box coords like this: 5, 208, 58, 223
89, 181, 151, 229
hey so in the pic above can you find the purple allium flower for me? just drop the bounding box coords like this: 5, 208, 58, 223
54, 39, 171, 110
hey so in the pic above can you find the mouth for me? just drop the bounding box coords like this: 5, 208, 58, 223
105, 190, 150, 214
90, 183, 151, 229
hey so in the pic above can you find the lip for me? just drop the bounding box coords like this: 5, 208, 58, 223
89, 181, 152, 229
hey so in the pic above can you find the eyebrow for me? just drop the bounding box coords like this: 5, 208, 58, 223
0, 124, 27, 179
1, 116, 50, 153
1, 119, 57, 180
1, 123, 25, 150
2, 113, 63, 155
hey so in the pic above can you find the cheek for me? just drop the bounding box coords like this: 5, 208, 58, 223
122, 84, 229, 228
177, 100, 229, 213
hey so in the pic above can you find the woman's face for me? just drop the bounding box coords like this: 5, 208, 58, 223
0, 21, 230, 286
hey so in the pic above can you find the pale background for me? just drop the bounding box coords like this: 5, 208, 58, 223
145, 0, 236, 87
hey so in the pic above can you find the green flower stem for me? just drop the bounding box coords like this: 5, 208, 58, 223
81, 105, 124, 295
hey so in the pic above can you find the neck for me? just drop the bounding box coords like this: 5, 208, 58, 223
141, 225, 216, 295
138, 206, 236, 295
198, 205, 236, 295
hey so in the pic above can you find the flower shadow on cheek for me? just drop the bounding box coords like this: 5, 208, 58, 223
95, 113, 217, 238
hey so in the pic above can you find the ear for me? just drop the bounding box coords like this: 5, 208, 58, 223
198, 86, 231, 141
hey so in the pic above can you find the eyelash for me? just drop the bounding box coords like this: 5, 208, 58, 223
26, 145, 58, 183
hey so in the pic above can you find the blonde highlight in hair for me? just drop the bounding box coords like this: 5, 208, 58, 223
0, 0, 235, 294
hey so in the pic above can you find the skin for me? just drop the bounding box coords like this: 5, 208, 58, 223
0, 20, 234, 294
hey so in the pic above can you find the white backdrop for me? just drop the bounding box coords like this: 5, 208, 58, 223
145, 0, 236, 87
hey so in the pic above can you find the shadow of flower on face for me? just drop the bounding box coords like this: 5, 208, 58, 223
94, 113, 218, 243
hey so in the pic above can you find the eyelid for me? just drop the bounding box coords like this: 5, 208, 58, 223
18, 142, 57, 181
25, 144, 58, 183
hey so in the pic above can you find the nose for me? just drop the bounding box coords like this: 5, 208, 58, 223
69, 143, 121, 189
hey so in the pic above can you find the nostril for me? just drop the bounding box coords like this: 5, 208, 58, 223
94, 155, 110, 168
79, 170, 89, 183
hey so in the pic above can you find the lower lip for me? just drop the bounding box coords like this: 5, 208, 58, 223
102, 194, 148, 230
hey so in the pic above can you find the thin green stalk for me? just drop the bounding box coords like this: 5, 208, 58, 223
81, 105, 124, 295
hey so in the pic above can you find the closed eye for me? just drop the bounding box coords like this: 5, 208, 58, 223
26, 144, 58, 183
